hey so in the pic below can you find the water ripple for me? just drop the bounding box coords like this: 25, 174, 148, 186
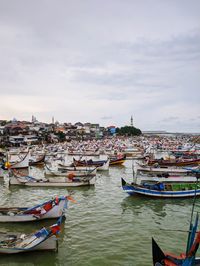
0, 160, 198, 265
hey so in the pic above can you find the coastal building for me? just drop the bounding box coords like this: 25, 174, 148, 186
9, 135, 24, 145
107, 126, 116, 135
74, 122, 84, 129
4, 121, 29, 135
23, 135, 39, 144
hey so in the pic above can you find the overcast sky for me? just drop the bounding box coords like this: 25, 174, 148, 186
0, 0, 199, 132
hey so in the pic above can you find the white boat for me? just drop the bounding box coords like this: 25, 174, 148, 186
9, 170, 96, 187
0, 196, 70, 222
0, 219, 62, 253
44, 167, 96, 178
29, 154, 46, 166
9, 176, 96, 187
136, 163, 199, 174
10, 151, 30, 169
135, 174, 198, 185
134, 163, 200, 185
58, 164, 97, 173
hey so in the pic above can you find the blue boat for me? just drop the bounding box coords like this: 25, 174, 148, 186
121, 178, 200, 198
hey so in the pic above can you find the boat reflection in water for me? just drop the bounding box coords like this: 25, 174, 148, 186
121, 195, 195, 217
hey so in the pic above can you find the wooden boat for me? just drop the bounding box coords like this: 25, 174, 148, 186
29, 154, 46, 166
171, 149, 200, 157
121, 178, 200, 198
9, 170, 96, 187
44, 167, 96, 178
73, 157, 106, 166
152, 236, 200, 265
73, 158, 110, 171
109, 155, 126, 166
135, 164, 198, 176
152, 203, 200, 265
147, 157, 200, 167
10, 151, 30, 169
0, 218, 62, 253
58, 164, 97, 173
135, 175, 199, 186
0, 196, 71, 222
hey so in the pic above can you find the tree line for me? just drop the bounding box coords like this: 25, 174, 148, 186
116, 126, 142, 136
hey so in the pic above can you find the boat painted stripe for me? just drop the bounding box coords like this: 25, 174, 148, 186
122, 185, 200, 196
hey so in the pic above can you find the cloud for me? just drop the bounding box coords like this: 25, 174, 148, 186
161, 117, 180, 123
101, 116, 113, 120
0, 0, 199, 132
115, 30, 200, 62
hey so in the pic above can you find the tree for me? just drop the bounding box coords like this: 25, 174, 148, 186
116, 126, 141, 136
56, 131, 66, 142
0, 120, 7, 126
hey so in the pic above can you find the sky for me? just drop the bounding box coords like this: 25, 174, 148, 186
0, 0, 199, 132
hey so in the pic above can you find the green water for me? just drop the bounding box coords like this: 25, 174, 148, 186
0, 160, 199, 266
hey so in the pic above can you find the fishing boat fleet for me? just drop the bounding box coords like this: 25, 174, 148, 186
0, 195, 75, 253
0, 138, 128, 255
121, 142, 200, 199
0, 135, 200, 263
0, 222, 60, 254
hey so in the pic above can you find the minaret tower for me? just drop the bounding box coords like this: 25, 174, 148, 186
130, 115, 133, 127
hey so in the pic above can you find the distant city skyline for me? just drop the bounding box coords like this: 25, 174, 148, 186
0, 0, 199, 133
1, 114, 136, 128
1, 115, 199, 134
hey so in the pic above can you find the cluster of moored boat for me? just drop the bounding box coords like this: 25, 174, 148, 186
0, 139, 129, 254
118, 136, 200, 199
121, 136, 200, 266
0, 135, 200, 263
1, 149, 127, 187
0, 195, 76, 253
122, 161, 200, 199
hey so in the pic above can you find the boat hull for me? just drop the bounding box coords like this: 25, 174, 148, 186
148, 158, 200, 167
122, 179, 200, 198
29, 155, 45, 166
9, 176, 96, 187
109, 155, 126, 166
0, 235, 57, 254
73, 158, 110, 171
0, 200, 66, 222
10, 151, 30, 169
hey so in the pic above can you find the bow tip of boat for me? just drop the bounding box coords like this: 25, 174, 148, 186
121, 178, 126, 186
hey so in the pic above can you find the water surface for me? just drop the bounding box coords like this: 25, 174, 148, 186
0, 160, 198, 266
